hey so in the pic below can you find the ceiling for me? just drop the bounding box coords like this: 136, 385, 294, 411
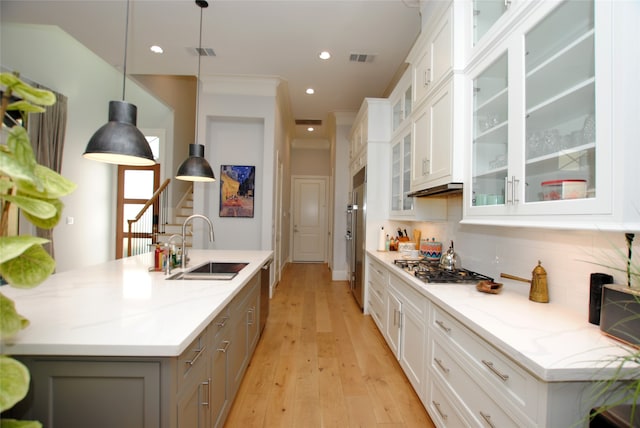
1, 0, 423, 140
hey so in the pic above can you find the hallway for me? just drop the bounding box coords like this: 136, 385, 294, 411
225, 263, 434, 427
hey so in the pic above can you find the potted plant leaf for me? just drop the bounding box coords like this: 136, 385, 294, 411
0, 71, 77, 427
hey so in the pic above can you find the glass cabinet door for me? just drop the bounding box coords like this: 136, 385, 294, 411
472, 53, 508, 206
524, 0, 594, 203
402, 133, 413, 210
391, 132, 413, 213
473, 0, 510, 45
391, 142, 401, 211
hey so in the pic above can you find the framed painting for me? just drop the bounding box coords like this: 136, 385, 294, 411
219, 165, 255, 218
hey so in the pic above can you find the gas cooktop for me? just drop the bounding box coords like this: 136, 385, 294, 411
393, 259, 493, 284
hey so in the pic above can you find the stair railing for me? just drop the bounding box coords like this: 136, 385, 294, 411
126, 178, 171, 257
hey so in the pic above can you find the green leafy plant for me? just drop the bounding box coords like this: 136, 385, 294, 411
0, 72, 76, 427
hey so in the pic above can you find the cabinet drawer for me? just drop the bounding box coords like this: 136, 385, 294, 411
430, 305, 537, 421
389, 272, 426, 319
428, 377, 467, 428
367, 296, 384, 331
368, 277, 385, 304
430, 337, 521, 428
211, 307, 231, 338
178, 328, 209, 390
368, 259, 388, 285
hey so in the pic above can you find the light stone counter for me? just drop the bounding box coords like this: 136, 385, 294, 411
368, 250, 638, 382
0, 250, 272, 357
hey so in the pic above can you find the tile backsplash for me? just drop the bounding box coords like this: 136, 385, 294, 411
386, 195, 639, 319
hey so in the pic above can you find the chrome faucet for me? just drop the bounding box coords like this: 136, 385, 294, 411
181, 214, 215, 269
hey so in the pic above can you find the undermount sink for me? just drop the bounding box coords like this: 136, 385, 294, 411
166, 262, 249, 281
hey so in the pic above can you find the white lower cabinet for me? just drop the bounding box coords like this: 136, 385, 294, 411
429, 304, 538, 426
366, 257, 617, 427
385, 289, 402, 358
430, 335, 522, 427
428, 375, 468, 428
387, 272, 427, 403
366, 258, 387, 331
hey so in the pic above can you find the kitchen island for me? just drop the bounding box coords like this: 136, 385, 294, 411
1, 249, 273, 428
366, 250, 639, 427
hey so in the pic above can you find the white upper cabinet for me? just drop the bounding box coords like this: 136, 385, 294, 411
411, 4, 454, 106
349, 98, 391, 175
411, 80, 458, 190
473, 0, 515, 45
464, 0, 640, 230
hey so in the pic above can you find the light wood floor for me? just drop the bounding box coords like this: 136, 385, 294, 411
225, 263, 435, 428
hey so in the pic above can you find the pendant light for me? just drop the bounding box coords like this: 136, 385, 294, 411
176, 0, 216, 182
83, 0, 155, 166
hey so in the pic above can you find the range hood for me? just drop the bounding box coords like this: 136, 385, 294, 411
408, 182, 463, 198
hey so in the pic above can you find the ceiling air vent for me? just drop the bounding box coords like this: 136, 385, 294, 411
191, 47, 216, 57
295, 119, 322, 126
349, 53, 376, 63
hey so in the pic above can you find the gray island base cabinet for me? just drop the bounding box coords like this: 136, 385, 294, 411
11, 273, 261, 428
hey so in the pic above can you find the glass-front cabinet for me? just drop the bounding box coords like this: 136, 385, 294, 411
391, 130, 413, 213
523, 0, 595, 204
392, 83, 412, 132
466, 0, 611, 223
473, 0, 512, 45
471, 53, 508, 207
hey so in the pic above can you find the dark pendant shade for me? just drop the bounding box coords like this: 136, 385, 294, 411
176, 143, 215, 182
83, 100, 155, 166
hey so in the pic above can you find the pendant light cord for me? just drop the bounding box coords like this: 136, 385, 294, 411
194, 2, 204, 144
122, 0, 131, 101
194, 1, 209, 144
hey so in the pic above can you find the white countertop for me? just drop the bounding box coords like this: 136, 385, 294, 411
0, 250, 272, 357
368, 250, 639, 383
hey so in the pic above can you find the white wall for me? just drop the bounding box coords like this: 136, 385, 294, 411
290, 148, 330, 176
193, 79, 277, 252
385, 194, 639, 319
205, 117, 264, 250
1, 23, 174, 272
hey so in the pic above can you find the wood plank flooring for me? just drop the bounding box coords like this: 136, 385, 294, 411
225, 263, 435, 428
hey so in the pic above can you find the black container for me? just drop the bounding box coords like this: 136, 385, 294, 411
589, 272, 614, 325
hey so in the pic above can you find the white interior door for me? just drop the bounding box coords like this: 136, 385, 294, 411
292, 176, 327, 262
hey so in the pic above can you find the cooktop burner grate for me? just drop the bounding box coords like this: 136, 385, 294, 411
393, 259, 493, 284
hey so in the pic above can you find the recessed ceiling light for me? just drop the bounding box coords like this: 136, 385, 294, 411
307, 127, 314, 132
306, 88, 315, 95
318, 51, 331, 60
150, 45, 163, 54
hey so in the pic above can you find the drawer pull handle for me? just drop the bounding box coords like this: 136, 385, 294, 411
482, 360, 509, 381
185, 345, 206, 366
216, 316, 229, 328
201, 378, 211, 407
435, 319, 451, 333
434, 358, 450, 374
248, 307, 255, 325
217, 340, 231, 353
480, 411, 496, 428
432, 400, 448, 421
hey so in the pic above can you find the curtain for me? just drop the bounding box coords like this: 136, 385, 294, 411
28, 88, 68, 260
